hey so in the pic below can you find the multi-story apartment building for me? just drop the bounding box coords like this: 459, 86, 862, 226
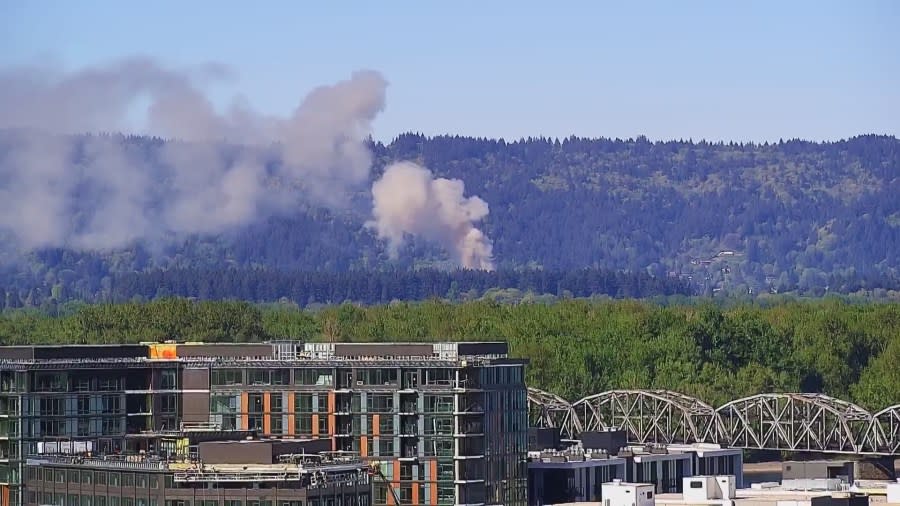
0, 341, 528, 506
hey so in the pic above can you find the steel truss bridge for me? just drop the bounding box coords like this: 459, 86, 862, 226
527, 388, 900, 456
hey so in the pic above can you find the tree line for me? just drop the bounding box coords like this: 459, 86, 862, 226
1, 267, 692, 310
1, 297, 898, 410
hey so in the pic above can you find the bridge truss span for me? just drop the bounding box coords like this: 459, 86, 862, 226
570, 389, 720, 445
527, 387, 581, 438
867, 405, 900, 454
527, 387, 900, 455
716, 393, 875, 454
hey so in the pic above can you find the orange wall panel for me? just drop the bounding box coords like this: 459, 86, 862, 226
372, 414, 380, 436
286, 392, 296, 436
327, 391, 336, 450
263, 392, 272, 434
360, 436, 368, 457
430, 460, 438, 505
239, 392, 249, 430
411, 483, 419, 505
386, 461, 401, 506
311, 414, 320, 437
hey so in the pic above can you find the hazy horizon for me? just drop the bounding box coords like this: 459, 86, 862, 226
3, 0, 897, 143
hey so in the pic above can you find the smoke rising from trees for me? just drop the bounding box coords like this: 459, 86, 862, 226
370, 162, 494, 270
0, 57, 494, 269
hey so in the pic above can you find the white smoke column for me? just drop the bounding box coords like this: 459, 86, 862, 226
0, 58, 387, 252
369, 162, 494, 270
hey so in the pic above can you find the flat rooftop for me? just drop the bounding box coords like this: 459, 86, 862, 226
26, 450, 367, 479
0, 341, 521, 368
551, 490, 890, 506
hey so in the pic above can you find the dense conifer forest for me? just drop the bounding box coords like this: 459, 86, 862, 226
1, 133, 898, 306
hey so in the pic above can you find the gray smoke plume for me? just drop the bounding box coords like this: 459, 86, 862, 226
0, 58, 385, 250
369, 162, 494, 270
0, 57, 495, 269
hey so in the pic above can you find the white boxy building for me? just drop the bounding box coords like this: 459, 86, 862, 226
601, 480, 657, 506
682, 475, 737, 502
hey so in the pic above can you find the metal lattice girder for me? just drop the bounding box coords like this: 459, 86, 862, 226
570, 390, 720, 445
716, 393, 875, 454
865, 405, 900, 454
527, 387, 582, 438
527, 387, 900, 455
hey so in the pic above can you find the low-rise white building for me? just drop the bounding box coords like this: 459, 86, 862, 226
602, 480, 657, 506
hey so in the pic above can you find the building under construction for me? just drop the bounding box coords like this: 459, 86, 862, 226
0, 341, 529, 506
25, 437, 371, 506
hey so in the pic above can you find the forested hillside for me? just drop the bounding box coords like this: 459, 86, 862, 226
1, 133, 898, 305
1, 298, 898, 410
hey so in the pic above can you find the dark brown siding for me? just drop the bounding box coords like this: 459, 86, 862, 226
0, 347, 34, 360
177, 344, 273, 358
199, 441, 274, 464
182, 368, 210, 423
333, 343, 433, 357
34, 344, 148, 360
457, 342, 508, 356
272, 438, 331, 455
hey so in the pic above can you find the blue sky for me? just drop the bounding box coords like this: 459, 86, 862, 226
2, 0, 898, 142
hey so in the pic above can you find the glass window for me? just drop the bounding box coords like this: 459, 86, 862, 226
160, 395, 177, 414
82, 470, 93, 484
270, 395, 283, 412
295, 394, 312, 412
108, 472, 120, 487
370, 394, 394, 412
379, 416, 394, 435
99, 377, 120, 391
295, 414, 312, 434
271, 369, 290, 385
96, 471, 107, 485
249, 394, 263, 413
211, 369, 242, 386
149, 475, 158, 488
77, 396, 91, 415
121, 473, 134, 487
294, 368, 333, 386
248, 370, 270, 385
160, 370, 177, 390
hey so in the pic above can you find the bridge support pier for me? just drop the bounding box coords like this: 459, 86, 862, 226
854, 457, 897, 480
